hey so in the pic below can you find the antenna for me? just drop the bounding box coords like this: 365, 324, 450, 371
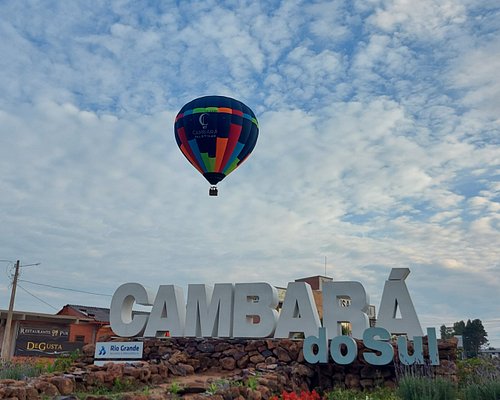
324, 256, 327, 276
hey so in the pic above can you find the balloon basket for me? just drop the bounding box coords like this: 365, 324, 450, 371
209, 186, 218, 196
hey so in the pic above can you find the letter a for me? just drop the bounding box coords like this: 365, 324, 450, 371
376, 268, 423, 339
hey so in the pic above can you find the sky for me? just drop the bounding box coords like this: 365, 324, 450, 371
0, 0, 499, 346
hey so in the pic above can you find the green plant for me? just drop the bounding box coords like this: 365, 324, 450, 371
322, 387, 400, 400
0, 359, 45, 380
246, 375, 259, 390
169, 381, 182, 395
457, 357, 500, 386
397, 376, 456, 400
53, 349, 80, 372
206, 381, 220, 395
462, 380, 500, 400
206, 378, 234, 395
112, 376, 136, 392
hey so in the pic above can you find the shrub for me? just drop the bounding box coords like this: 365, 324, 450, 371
457, 357, 500, 386
463, 380, 500, 400
0, 359, 45, 380
397, 376, 456, 400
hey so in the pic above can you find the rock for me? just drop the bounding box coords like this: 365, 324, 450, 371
197, 342, 215, 353
139, 366, 152, 382
150, 374, 164, 385
106, 363, 125, 380
34, 380, 60, 397
120, 395, 149, 400
360, 378, 373, 389
168, 362, 193, 376
214, 342, 231, 352
168, 350, 188, 365
345, 373, 360, 389
6, 385, 27, 400
82, 343, 95, 357
292, 364, 314, 377
25, 385, 39, 400
123, 365, 141, 379
220, 357, 236, 370
274, 347, 292, 362
360, 366, 377, 379
0, 379, 18, 385
236, 354, 249, 369
249, 354, 265, 364
50, 376, 75, 395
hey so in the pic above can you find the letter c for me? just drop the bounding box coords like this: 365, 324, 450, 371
110, 283, 155, 337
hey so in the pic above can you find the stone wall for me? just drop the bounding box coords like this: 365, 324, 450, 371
136, 336, 458, 390
0, 337, 458, 399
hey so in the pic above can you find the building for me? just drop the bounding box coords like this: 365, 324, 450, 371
479, 348, 500, 358
0, 309, 93, 359
293, 275, 377, 331
295, 275, 333, 291
57, 304, 113, 343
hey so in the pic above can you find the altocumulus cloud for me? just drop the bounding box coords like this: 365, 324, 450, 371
0, 0, 499, 345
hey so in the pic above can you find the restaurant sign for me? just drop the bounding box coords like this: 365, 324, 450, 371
14, 324, 82, 357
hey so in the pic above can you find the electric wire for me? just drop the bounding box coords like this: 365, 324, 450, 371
18, 279, 112, 297
17, 284, 58, 311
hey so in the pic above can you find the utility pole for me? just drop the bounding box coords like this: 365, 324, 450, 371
1, 260, 20, 360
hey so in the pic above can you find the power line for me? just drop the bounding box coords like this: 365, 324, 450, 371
17, 284, 58, 311
18, 279, 112, 297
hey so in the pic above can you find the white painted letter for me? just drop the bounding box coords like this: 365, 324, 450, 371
144, 285, 186, 337
376, 268, 423, 338
110, 283, 154, 337
322, 281, 370, 339
275, 282, 321, 338
232, 283, 278, 338
185, 283, 233, 337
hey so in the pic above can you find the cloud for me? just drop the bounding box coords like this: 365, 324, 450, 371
0, 0, 498, 345
368, 0, 467, 40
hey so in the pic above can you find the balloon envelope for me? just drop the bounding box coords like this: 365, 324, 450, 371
174, 95, 259, 186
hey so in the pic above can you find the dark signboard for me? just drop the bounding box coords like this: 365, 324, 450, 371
14, 324, 83, 357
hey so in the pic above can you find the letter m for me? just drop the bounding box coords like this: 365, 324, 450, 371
185, 284, 233, 338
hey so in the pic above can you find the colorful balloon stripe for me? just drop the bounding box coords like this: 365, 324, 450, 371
174, 95, 259, 186
175, 107, 259, 127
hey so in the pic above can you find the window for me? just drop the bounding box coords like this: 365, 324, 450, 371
75, 335, 85, 342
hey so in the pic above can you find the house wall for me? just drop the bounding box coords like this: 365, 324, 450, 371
69, 323, 95, 344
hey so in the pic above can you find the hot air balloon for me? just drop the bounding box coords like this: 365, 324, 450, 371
174, 95, 259, 196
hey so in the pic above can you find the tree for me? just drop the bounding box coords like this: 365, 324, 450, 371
453, 320, 466, 336
463, 319, 488, 357
440, 324, 454, 339
447, 319, 488, 358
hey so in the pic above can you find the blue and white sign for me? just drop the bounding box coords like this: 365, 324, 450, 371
94, 341, 143, 360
